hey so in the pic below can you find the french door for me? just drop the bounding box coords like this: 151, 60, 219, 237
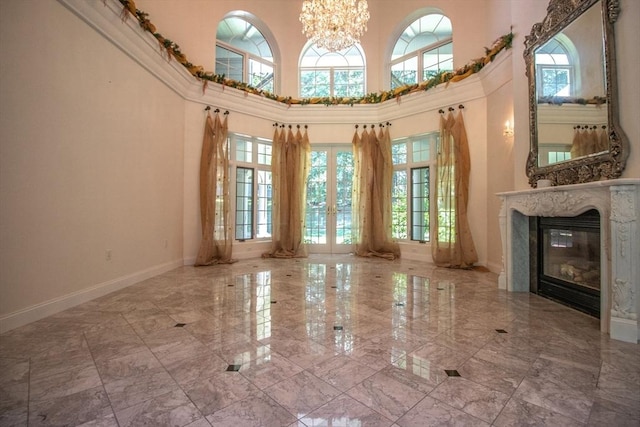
305, 146, 354, 253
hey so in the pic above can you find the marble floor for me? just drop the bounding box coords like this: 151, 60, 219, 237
1, 255, 639, 426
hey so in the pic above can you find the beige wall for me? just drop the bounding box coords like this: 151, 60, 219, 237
0, 0, 185, 326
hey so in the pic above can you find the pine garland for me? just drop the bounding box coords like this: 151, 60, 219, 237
117, 0, 514, 107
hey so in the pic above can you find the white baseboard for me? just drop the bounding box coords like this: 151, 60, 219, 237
486, 260, 504, 275
183, 242, 272, 266
0, 259, 183, 334
610, 317, 639, 344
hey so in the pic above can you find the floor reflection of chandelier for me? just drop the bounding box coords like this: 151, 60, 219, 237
299, 0, 370, 52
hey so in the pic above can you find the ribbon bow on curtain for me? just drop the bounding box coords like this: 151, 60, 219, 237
432, 109, 478, 268
195, 110, 235, 266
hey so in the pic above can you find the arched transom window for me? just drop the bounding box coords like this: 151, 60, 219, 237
390, 13, 453, 89
299, 44, 365, 98
216, 15, 275, 92
535, 37, 575, 98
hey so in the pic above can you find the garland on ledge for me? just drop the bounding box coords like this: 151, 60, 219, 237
537, 96, 607, 106
116, 0, 514, 106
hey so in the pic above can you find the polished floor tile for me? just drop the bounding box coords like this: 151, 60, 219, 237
1, 254, 639, 426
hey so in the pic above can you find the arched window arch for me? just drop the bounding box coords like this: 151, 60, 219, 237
535, 34, 579, 98
389, 12, 453, 89
215, 12, 279, 93
299, 43, 366, 98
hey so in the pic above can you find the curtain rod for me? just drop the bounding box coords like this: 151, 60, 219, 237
273, 122, 308, 129
204, 106, 229, 115
574, 125, 606, 130
354, 122, 392, 129
438, 104, 465, 114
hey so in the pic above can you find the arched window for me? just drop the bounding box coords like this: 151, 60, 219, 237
535, 35, 577, 98
216, 14, 276, 93
299, 43, 366, 98
390, 13, 453, 89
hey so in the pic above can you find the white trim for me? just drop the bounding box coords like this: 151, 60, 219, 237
183, 241, 273, 266
0, 259, 184, 334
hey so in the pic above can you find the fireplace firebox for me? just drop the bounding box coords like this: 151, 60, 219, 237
530, 209, 601, 318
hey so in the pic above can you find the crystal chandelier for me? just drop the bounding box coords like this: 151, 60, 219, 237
299, 0, 370, 52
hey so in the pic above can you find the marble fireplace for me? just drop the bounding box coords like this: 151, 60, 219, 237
498, 179, 639, 343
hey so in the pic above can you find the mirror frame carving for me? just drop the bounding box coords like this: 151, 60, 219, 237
524, 0, 628, 187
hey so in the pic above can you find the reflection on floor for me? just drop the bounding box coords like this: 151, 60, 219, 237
1, 255, 639, 426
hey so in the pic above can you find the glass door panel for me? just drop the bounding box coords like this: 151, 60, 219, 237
305, 147, 354, 253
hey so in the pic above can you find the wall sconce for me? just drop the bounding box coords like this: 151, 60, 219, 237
503, 120, 514, 137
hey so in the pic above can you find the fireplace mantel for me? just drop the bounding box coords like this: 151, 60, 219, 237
497, 179, 639, 343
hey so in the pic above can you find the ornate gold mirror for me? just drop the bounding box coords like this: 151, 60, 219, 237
524, 0, 628, 187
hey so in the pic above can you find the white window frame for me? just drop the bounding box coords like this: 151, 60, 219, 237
216, 41, 275, 92
390, 38, 452, 89
299, 43, 366, 98
230, 133, 272, 242
215, 13, 280, 93
391, 133, 437, 243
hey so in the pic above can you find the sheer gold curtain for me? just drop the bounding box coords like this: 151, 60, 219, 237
195, 112, 235, 266
264, 126, 311, 258
598, 126, 608, 153
570, 127, 584, 158
352, 125, 400, 260
432, 111, 478, 268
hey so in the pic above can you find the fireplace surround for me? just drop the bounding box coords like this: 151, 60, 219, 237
498, 179, 639, 343
533, 210, 601, 318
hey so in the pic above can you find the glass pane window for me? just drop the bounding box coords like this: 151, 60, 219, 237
256, 171, 272, 238
335, 151, 354, 244
541, 67, 571, 97
390, 14, 453, 90
423, 42, 453, 80
300, 70, 331, 97
548, 151, 571, 164
412, 138, 430, 163
215, 45, 243, 82
216, 16, 276, 91
305, 151, 328, 244
392, 133, 437, 242
299, 44, 365, 97
257, 141, 272, 165
249, 58, 274, 92
333, 69, 365, 97
391, 57, 418, 88
535, 36, 574, 98
230, 133, 272, 241
392, 141, 408, 165
392, 170, 408, 240
235, 167, 253, 240
411, 167, 430, 241
236, 138, 253, 163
